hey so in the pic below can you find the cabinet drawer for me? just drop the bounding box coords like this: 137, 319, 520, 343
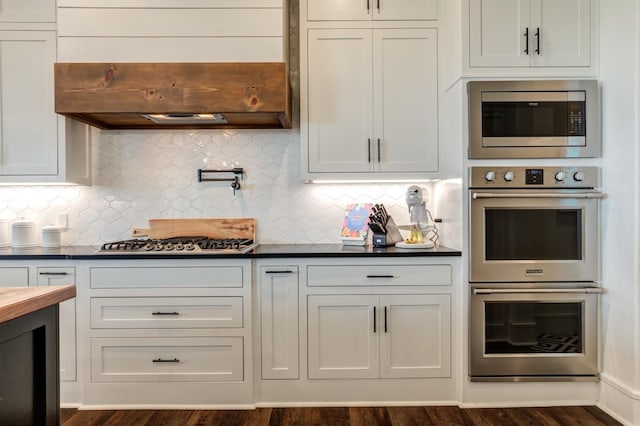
0, 0, 56, 23
0, 267, 29, 287
37, 267, 75, 286
90, 266, 244, 289
91, 297, 243, 329
307, 264, 452, 287
91, 337, 243, 382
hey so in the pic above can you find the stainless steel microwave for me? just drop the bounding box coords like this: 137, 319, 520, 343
468, 80, 600, 159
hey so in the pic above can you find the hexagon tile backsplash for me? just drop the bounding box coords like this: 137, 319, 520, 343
0, 129, 455, 247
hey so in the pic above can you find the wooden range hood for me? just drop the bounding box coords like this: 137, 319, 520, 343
54, 62, 292, 130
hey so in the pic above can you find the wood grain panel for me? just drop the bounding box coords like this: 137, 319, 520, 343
55, 63, 292, 129
131, 218, 256, 240
0, 286, 76, 324
61, 406, 622, 425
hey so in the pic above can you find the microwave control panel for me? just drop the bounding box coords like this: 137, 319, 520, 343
470, 166, 600, 189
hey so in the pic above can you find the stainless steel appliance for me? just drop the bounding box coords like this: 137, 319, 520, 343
468, 166, 604, 381
468, 80, 600, 159
98, 236, 256, 254
469, 166, 602, 283
469, 285, 603, 381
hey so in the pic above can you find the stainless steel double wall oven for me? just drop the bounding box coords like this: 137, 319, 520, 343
467, 79, 603, 382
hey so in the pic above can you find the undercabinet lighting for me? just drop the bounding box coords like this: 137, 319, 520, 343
305, 179, 439, 184
0, 182, 78, 187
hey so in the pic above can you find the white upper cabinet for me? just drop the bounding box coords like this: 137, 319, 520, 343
469, 0, 592, 68
305, 28, 438, 177
307, 0, 437, 21
0, 31, 90, 184
0, 0, 55, 23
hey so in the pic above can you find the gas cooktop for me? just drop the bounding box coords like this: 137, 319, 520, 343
98, 236, 256, 254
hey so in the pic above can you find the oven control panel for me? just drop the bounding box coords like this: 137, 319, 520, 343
470, 166, 599, 188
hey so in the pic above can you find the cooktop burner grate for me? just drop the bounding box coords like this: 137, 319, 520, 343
99, 236, 256, 254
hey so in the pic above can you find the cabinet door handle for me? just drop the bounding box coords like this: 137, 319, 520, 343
523, 27, 529, 54
373, 306, 377, 333
151, 311, 180, 316
384, 306, 388, 333
535, 27, 540, 54
367, 138, 372, 163
367, 275, 395, 279
39, 272, 69, 276
152, 358, 180, 363
265, 270, 293, 274
377, 138, 381, 163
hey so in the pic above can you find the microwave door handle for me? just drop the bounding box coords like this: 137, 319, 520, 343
473, 288, 605, 295
471, 192, 605, 200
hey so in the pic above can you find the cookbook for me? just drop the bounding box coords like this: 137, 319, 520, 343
340, 203, 373, 245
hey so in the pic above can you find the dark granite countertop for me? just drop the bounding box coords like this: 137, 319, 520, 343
0, 244, 461, 260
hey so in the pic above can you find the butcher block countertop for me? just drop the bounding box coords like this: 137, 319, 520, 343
0, 285, 75, 324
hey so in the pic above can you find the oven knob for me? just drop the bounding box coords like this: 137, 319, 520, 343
503, 171, 515, 181
555, 171, 565, 182
484, 171, 495, 182
573, 171, 585, 181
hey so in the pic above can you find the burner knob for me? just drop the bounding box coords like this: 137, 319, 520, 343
555, 171, 565, 182
143, 243, 154, 251
573, 171, 585, 182
503, 171, 515, 182
484, 171, 495, 182
165, 243, 174, 251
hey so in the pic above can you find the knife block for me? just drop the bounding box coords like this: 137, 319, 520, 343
372, 217, 404, 248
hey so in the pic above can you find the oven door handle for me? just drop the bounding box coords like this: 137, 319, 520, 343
471, 192, 605, 200
473, 288, 605, 295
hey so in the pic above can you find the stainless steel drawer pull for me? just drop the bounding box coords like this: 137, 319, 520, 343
265, 270, 293, 274
39, 272, 69, 276
152, 358, 180, 363
151, 311, 180, 316
472, 192, 605, 200
367, 275, 395, 279
473, 288, 605, 295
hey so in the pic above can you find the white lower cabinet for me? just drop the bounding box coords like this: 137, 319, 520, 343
308, 293, 451, 379
36, 267, 77, 382
256, 258, 458, 405
80, 259, 253, 406
259, 265, 299, 380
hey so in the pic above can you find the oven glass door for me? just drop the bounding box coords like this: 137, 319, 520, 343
470, 191, 598, 282
469, 288, 598, 379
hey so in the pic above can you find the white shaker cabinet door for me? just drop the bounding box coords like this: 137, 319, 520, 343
260, 266, 299, 380
373, 28, 438, 173
0, 31, 58, 176
469, 0, 531, 67
530, 0, 591, 67
307, 29, 374, 173
307, 0, 437, 21
379, 294, 451, 378
307, 295, 379, 379
37, 267, 77, 382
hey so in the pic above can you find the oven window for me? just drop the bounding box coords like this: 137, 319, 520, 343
484, 301, 583, 354
482, 101, 586, 137
485, 209, 582, 260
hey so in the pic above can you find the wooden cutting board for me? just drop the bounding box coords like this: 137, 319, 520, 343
131, 218, 255, 240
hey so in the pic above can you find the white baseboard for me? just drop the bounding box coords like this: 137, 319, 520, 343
598, 373, 640, 426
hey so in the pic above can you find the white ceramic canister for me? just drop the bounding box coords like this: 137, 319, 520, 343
0, 218, 9, 247
12, 220, 38, 248
41, 226, 62, 248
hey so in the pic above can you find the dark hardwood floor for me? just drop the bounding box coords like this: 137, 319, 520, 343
61, 405, 622, 425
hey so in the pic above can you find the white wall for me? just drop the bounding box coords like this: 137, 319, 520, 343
598, 1, 640, 424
